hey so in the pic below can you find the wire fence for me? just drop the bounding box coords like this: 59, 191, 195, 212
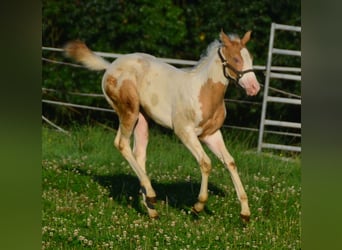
42, 47, 300, 137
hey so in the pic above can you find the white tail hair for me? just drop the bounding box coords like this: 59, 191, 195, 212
64, 40, 110, 71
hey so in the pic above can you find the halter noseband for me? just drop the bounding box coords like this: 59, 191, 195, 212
217, 47, 255, 86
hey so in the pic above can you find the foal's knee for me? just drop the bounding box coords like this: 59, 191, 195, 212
114, 136, 129, 154
114, 137, 120, 150
200, 156, 212, 174
114, 136, 123, 151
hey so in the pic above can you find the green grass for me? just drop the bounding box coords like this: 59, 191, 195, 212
42, 125, 301, 249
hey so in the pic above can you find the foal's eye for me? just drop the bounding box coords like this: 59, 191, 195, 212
233, 57, 240, 64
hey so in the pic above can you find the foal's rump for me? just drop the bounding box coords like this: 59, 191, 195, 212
64, 40, 181, 128
104, 53, 192, 129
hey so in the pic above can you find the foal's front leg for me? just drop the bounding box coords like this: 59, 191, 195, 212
174, 125, 212, 214
201, 130, 251, 222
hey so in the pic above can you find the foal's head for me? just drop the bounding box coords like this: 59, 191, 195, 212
219, 31, 260, 96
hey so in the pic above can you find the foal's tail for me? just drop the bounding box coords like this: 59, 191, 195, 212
64, 40, 110, 71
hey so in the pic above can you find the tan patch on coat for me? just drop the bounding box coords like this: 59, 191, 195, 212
119, 79, 139, 114
229, 162, 237, 170
104, 76, 139, 134
198, 78, 227, 138
106, 75, 117, 88
104, 75, 119, 108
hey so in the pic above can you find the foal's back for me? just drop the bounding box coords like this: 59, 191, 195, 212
103, 53, 200, 129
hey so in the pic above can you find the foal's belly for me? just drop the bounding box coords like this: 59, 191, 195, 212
140, 101, 173, 129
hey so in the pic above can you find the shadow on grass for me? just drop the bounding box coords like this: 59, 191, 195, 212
92, 173, 225, 215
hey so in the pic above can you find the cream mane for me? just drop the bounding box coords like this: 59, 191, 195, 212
189, 33, 240, 73
189, 40, 221, 73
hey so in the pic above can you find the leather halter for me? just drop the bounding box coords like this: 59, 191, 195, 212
217, 47, 255, 86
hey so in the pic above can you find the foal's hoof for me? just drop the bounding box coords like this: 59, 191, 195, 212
240, 213, 250, 223
146, 196, 157, 206
148, 209, 159, 219
149, 213, 159, 220
191, 206, 200, 216
141, 193, 159, 219
192, 201, 205, 214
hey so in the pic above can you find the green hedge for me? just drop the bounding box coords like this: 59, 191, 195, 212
42, 0, 300, 131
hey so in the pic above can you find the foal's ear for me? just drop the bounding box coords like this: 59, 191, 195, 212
220, 30, 232, 47
241, 30, 252, 46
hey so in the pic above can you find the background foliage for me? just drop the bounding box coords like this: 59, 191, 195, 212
42, 0, 301, 139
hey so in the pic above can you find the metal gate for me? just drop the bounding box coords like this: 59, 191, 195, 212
257, 23, 301, 153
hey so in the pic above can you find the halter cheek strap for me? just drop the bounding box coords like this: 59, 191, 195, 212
217, 47, 255, 86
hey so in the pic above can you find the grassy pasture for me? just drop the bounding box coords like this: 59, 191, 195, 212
42, 125, 301, 249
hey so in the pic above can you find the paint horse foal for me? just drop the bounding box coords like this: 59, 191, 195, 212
65, 30, 260, 221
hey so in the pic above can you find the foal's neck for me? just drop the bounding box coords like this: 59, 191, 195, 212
205, 49, 228, 85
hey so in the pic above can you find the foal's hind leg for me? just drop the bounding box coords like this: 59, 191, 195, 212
133, 113, 149, 173
105, 77, 158, 218
115, 122, 157, 218
132, 113, 158, 217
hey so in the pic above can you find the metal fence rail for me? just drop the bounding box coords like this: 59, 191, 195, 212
257, 22, 301, 153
